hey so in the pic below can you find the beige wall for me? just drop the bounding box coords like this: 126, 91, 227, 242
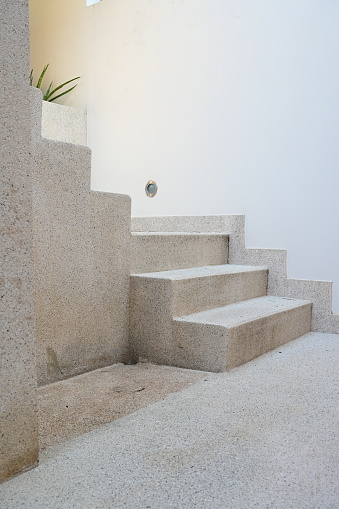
0, 0, 39, 483
29, 0, 88, 109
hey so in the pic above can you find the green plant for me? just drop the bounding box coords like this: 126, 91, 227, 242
30, 64, 80, 102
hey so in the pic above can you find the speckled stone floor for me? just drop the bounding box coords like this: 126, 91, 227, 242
38, 362, 211, 449
1, 332, 338, 508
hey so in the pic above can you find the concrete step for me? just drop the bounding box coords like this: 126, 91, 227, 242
131, 264, 268, 317
130, 232, 229, 273
172, 296, 312, 372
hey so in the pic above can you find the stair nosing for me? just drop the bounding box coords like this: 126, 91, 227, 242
131, 232, 229, 236
131, 264, 268, 280
173, 296, 312, 328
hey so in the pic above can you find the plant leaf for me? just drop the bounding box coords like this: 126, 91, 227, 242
45, 76, 80, 101
36, 64, 49, 89
48, 84, 78, 102
43, 81, 53, 101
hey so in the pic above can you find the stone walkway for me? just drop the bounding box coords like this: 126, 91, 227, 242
0, 332, 338, 508
38, 362, 211, 450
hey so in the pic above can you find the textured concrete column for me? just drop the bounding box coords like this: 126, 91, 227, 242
0, 0, 39, 482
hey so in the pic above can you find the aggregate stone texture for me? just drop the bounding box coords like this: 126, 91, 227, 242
0, 0, 39, 482
129, 264, 268, 368
38, 363, 211, 450
132, 215, 339, 333
286, 277, 333, 332
131, 214, 243, 235
130, 257, 311, 372
131, 232, 229, 273
173, 296, 312, 371
133, 264, 268, 316
1, 333, 338, 508
42, 101, 87, 146
32, 97, 131, 385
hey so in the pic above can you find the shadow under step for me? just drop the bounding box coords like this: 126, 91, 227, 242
172, 296, 312, 372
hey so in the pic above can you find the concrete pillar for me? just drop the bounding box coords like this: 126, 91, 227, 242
0, 0, 39, 482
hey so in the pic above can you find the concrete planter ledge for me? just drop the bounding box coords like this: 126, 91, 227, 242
41, 100, 87, 146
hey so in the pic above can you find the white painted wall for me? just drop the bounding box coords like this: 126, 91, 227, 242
30, 0, 339, 311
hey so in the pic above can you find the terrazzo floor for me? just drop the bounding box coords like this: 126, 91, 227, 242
1, 332, 338, 508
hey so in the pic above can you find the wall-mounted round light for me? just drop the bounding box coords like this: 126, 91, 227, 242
145, 180, 158, 197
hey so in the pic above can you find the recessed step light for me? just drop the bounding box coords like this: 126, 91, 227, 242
145, 180, 158, 197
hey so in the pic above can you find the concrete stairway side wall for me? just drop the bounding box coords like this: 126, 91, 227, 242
0, 1, 39, 483
31, 89, 131, 386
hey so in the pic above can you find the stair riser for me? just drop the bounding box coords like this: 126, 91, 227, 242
171, 322, 228, 372
130, 268, 269, 358
226, 304, 312, 369
172, 270, 268, 316
172, 303, 312, 372
131, 234, 229, 273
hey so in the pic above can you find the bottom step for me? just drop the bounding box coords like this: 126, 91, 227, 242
172, 296, 312, 372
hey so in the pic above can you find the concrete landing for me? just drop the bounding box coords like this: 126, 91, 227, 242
1, 332, 338, 508
38, 363, 211, 450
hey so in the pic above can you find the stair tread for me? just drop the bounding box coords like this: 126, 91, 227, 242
132, 232, 228, 236
175, 296, 311, 328
132, 264, 267, 280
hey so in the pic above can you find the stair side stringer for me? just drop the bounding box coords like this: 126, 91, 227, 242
131, 215, 336, 333
31, 88, 131, 385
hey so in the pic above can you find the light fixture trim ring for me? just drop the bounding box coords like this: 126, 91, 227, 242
145, 180, 158, 197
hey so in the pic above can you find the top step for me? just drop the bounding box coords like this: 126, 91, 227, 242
131, 232, 229, 273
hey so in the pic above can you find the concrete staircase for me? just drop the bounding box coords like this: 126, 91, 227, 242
129, 232, 312, 372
